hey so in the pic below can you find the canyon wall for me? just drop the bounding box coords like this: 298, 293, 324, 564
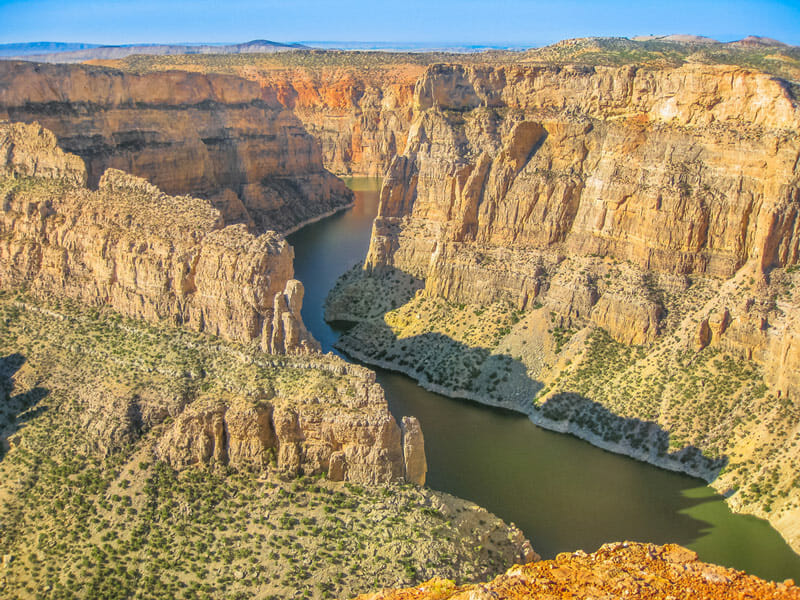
240, 65, 421, 176
327, 62, 800, 550
0, 120, 317, 353
0, 120, 429, 488
0, 61, 352, 233
366, 63, 800, 356
155, 362, 427, 485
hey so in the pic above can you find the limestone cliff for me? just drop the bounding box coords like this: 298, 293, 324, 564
353, 542, 800, 600
250, 65, 420, 176
0, 120, 317, 354
328, 62, 800, 551
0, 61, 352, 233
155, 361, 425, 485
361, 62, 800, 387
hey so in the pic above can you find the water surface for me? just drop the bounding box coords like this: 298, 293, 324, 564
287, 177, 800, 582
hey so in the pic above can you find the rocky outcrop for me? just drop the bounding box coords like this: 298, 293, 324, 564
0, 61, 352, 233
262, 279, 320, 354
155, 364, 425, 485
352, 542, 800, 600
401, 416, 427, 486
0, 121, 316, 353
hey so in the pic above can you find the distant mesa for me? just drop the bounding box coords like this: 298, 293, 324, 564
730, 35, 790, 47
0, 39, 311, 63
630, 33, 792, 47
631, 34, 720, 44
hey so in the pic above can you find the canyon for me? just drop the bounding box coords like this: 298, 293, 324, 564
0, 119, 534, 598
1, 37, 800, 597
0, 61, 352, 234
282, 58, 800, 552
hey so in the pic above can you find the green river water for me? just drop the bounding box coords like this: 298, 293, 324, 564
287, 178, 800, 582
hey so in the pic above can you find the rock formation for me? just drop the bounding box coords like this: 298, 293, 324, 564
155, 363, 424, 485
401, 416, 427, 486
0, 120, 315, 353
352, 542, 800, 600
359, 61, 800, 392
251, 65, 420, 176
0, 61, 352, 233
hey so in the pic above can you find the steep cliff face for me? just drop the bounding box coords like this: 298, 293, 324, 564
328, 62, 800, 551
365, 62, 799, 352
238, 65, 421, 176
0, 61, 352, 233
155, 362, 425, 485
0, 120, 317, 353
353, 542, 800, 600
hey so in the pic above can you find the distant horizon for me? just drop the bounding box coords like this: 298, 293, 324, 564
1, 1, 799, 47
1, 34, 796, 51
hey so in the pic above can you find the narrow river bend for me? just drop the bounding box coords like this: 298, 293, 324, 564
287, 178, 800, 582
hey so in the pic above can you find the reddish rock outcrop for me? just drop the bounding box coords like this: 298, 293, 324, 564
0, 61, 352, 233
352, 542, 800, 600
241, 65, 421, 176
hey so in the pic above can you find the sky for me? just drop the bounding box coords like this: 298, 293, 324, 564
1, 0, 799, 47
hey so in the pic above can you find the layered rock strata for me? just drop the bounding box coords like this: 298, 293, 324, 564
155, 366, 426, 485
353, 542, 800, 600
0, 120, 317, 353
251, 66, 420, 176
360, 62, 800, 398
0, 60, 352, 233
328, 62, 800, 550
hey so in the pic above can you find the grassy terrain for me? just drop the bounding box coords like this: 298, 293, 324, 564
0, 291, 528, 599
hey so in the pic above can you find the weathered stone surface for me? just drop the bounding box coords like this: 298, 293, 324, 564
262, 279, 321, 355
401, 416, 427, 486
0, 121, 316, 353
352, 542, 800, 600
155, 363, 426, 485
249, 65, 421, 176
0, 121, 86, 185
365, 61, 800, 355
0, 61, 352, 233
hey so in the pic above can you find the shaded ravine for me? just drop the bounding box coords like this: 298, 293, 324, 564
287, 178, 800, 582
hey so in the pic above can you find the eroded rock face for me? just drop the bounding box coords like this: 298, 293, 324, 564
263, 279, 321, 355
401, 416, 427, 486
155, 364, 426, 485
351, 541, 800, 600
250, 65, 422, 176
0, 121, 314, 353
366, 62, 800, 349
0, 61, 352, 233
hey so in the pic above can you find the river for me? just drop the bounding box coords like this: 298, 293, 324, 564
287, 177, 800, 582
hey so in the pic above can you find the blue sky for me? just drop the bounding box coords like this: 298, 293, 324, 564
1, 0, 799, 46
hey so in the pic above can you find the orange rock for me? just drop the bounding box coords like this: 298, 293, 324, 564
352, 542, 800, 599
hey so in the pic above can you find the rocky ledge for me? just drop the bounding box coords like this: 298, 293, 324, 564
353, 542, 800, 600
